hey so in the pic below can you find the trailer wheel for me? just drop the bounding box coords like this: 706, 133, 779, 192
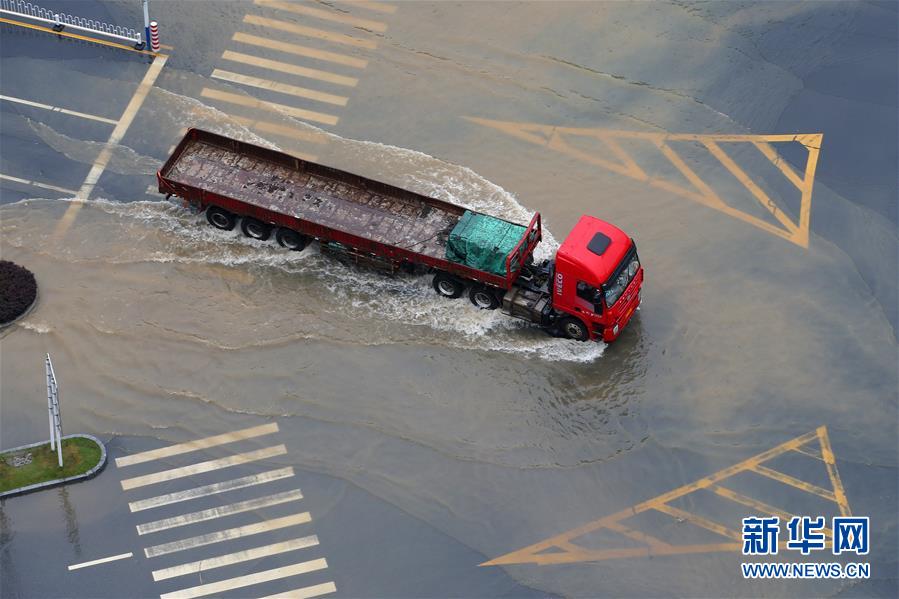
469, 285, 500, 310
276, 228, 310, 251
432, 272, 464, 299
206, 206, 236, 231
241, 217, 272, 241
559, 317, 589, 341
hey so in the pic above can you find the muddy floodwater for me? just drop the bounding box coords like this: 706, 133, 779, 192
1, 1, 897, 597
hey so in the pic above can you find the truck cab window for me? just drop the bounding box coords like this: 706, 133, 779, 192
576, 281, 603, 313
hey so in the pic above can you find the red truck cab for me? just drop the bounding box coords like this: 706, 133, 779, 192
553, 216, 643, 342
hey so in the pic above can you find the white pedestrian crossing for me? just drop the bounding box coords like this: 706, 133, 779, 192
151, 535, 320, 581
128, 467, 295, 512
144, 512, 312, 558
159, 558, 328, 599
136, 489, 303, 535
120, 445, 288, 490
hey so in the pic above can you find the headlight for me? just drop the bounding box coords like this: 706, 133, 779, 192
628, 259, 639, 277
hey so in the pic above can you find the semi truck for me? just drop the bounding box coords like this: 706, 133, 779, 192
157, 129, 643, 342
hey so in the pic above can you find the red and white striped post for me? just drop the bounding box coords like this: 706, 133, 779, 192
149, 20, 160, 52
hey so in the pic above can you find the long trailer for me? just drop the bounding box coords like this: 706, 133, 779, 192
158, 129, 643, 342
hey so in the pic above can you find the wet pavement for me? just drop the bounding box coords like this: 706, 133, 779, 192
1, 1, 897, 598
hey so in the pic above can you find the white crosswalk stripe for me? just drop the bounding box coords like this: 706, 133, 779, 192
120, 445, 287, 490
144, 512, 311, 558
128, 467, 295, 512
259, 581, 338, 599
160, 558, 328, 599
116, 423, 279, 467
152, 535, 319, 581
137, 489, 303, 535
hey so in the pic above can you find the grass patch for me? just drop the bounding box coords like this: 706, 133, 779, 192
0, 437, 102, 493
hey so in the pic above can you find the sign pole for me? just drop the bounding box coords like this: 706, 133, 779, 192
46, 354, 56, 450
142, 0, 150, 50
47, 354, 64, 467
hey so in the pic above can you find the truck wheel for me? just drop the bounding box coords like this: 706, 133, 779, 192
432, 272, 464, 299
559, 317, 589, 341
206, 206, 236, 231
469, 285, 500, 310
276, 228, 310, 251
241, 217, 272, 241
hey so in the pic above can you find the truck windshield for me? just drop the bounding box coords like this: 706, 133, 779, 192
602, 244, 639, 307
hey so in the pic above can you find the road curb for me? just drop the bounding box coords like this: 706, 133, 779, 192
0, 434, 107, 499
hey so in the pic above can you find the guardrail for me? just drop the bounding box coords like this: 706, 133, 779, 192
0, 0, 142, 45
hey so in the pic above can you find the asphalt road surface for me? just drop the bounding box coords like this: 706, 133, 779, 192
1, 1, 897, 598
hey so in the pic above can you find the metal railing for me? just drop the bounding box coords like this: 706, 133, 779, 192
1, 0, 141, 44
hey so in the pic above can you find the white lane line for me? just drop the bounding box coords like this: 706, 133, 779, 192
230, 116, 328, 145
211, 69, 349, 106
67, 552, 133, 571
152, 535, 319, 581
137, 489, 303, 535
244, 14, 377, 49
201, 88, 339, 127
146, 184, 158, 195
116, 423, 279, 467
144, 512, 311, 558
160, 558, 328, 599
53, 54, 168, 238
0, 94, 118, 125
221, 50, 359, 87
120, 444, 287, 490
232, 32, 368, 69
0, 173, 77, 195
255, 0, 388, 32
129, 467, 295, 512
339, 0, 397, 14
259, 581, 337, 599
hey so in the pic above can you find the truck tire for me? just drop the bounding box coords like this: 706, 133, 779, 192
276, 228, 310, 251
206, 206, 236, 231
559, 317, 589, 341
432, 272, 464, 299
241, 217, 272, 241
469, 285, 500, 310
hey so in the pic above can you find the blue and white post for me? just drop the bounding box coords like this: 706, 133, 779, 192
142, 0, 150, 50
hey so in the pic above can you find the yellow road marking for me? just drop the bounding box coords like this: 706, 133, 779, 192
466, 117, 823, 248
232, 32, 368, 68
0, 173, 76, 195
0, 17, 159, 56
52, 54, 167, 239
201, 87, 339, 126
244, 14, 377, 49
817, 425, 851, 516
256, 0, 388, 32
750, 464, 836, 502
212, 69, 348, 106
703, 139, 798, 234
230, 116, 329, 145
116, 423, 279, 467
120, 444, 287, 490
653, 504, 741, 542
160, 558, 328, 599
259, 581, 338, 599
338, 0, 397, 14
221, 50, 358, 86
0, 94, 117, 124
482, 426, 850, 566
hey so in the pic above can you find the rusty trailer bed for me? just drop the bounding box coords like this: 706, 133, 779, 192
162, 134, 463, 259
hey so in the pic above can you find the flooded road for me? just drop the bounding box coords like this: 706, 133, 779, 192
2, 1, 897, 597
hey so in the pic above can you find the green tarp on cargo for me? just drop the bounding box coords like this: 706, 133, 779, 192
446, 210, 527, 276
